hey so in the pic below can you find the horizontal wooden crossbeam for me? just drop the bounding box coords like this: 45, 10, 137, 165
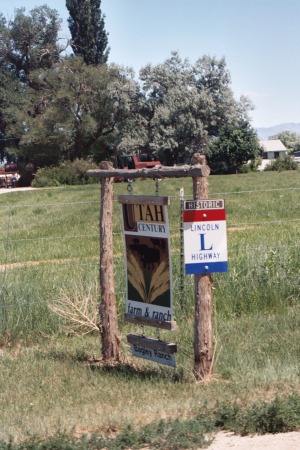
118, 195, 170, 205
87, 164, 210, 179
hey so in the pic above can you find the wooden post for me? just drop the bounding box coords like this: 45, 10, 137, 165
191, 154, 213, 381
99, 162, 120, 361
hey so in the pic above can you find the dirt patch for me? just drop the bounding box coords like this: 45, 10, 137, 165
0, 187, 36, 194
207, 431, 300, 449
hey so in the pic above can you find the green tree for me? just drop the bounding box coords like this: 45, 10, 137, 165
8, 58, 139, 165
0, 70, 20, 161
138, 52, 252, 165
0, 6, 63, 163
0, 7, 62, 81
66, 0, 109, 65
206, 120, 262, 174
0, 2, 136, 169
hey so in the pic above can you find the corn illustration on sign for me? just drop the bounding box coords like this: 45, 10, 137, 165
118, 195, 173, 326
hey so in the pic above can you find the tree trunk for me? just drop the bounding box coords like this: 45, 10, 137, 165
99, 174, 120, 361
192, 154, 213, 381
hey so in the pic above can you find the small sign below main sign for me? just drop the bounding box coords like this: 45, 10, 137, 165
183, 199, 228, 274
127, 334, 177, 367
130, 344, 176, 367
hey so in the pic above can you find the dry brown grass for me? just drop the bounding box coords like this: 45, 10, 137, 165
49, 287, 99, 335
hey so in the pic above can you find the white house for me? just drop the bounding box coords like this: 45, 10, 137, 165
258, 139, 288, 170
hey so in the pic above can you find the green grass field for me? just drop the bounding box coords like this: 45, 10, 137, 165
0, 171, 299, 447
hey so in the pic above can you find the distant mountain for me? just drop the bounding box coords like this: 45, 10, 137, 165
256, 123, 300, 140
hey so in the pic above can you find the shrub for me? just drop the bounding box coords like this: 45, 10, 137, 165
31, 159, 100, 187
211, 394, 300, 436
249, 158, 262, 171
237, 163, 250, 173
264, 155, 298, 172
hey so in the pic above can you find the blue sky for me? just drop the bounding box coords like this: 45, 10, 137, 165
2, 0, 300, 128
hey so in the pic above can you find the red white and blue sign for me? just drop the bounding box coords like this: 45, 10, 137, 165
183, 199, 228, 274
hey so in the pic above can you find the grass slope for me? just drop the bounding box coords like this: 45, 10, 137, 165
0, 171, 299, 446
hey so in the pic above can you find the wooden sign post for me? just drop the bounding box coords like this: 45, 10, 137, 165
98, 162, 120, 361
88, 155, 214, 380
191, 154, 212, 380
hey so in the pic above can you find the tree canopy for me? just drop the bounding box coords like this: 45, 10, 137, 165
0, 6, 62, 82
6, 58, 140, 166
136, 52, 254, 165
0, 5, 260, 176
206, 120, 262, 174
66, 0, 109, 65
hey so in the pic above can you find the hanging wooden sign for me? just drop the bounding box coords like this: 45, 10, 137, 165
118, 195, 176, 330
127, 334, 177, 367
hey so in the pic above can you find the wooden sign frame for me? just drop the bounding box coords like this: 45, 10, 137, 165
87, 155, 213, 380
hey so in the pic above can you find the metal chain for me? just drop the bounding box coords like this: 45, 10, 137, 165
155, 178, 159, 196
156, 328, 161, 340
127, 179, 133, 194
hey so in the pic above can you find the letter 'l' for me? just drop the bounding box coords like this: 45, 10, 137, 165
199, 233, 213, 251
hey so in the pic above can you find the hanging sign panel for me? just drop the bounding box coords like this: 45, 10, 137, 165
118, 195, 174, 329
127, 334, 177, 367
130, 343, 176, 367
183, 199, 228, 274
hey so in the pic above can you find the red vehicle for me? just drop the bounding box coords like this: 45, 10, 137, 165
0, 163, 20, 188
116, 154, 161, 170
